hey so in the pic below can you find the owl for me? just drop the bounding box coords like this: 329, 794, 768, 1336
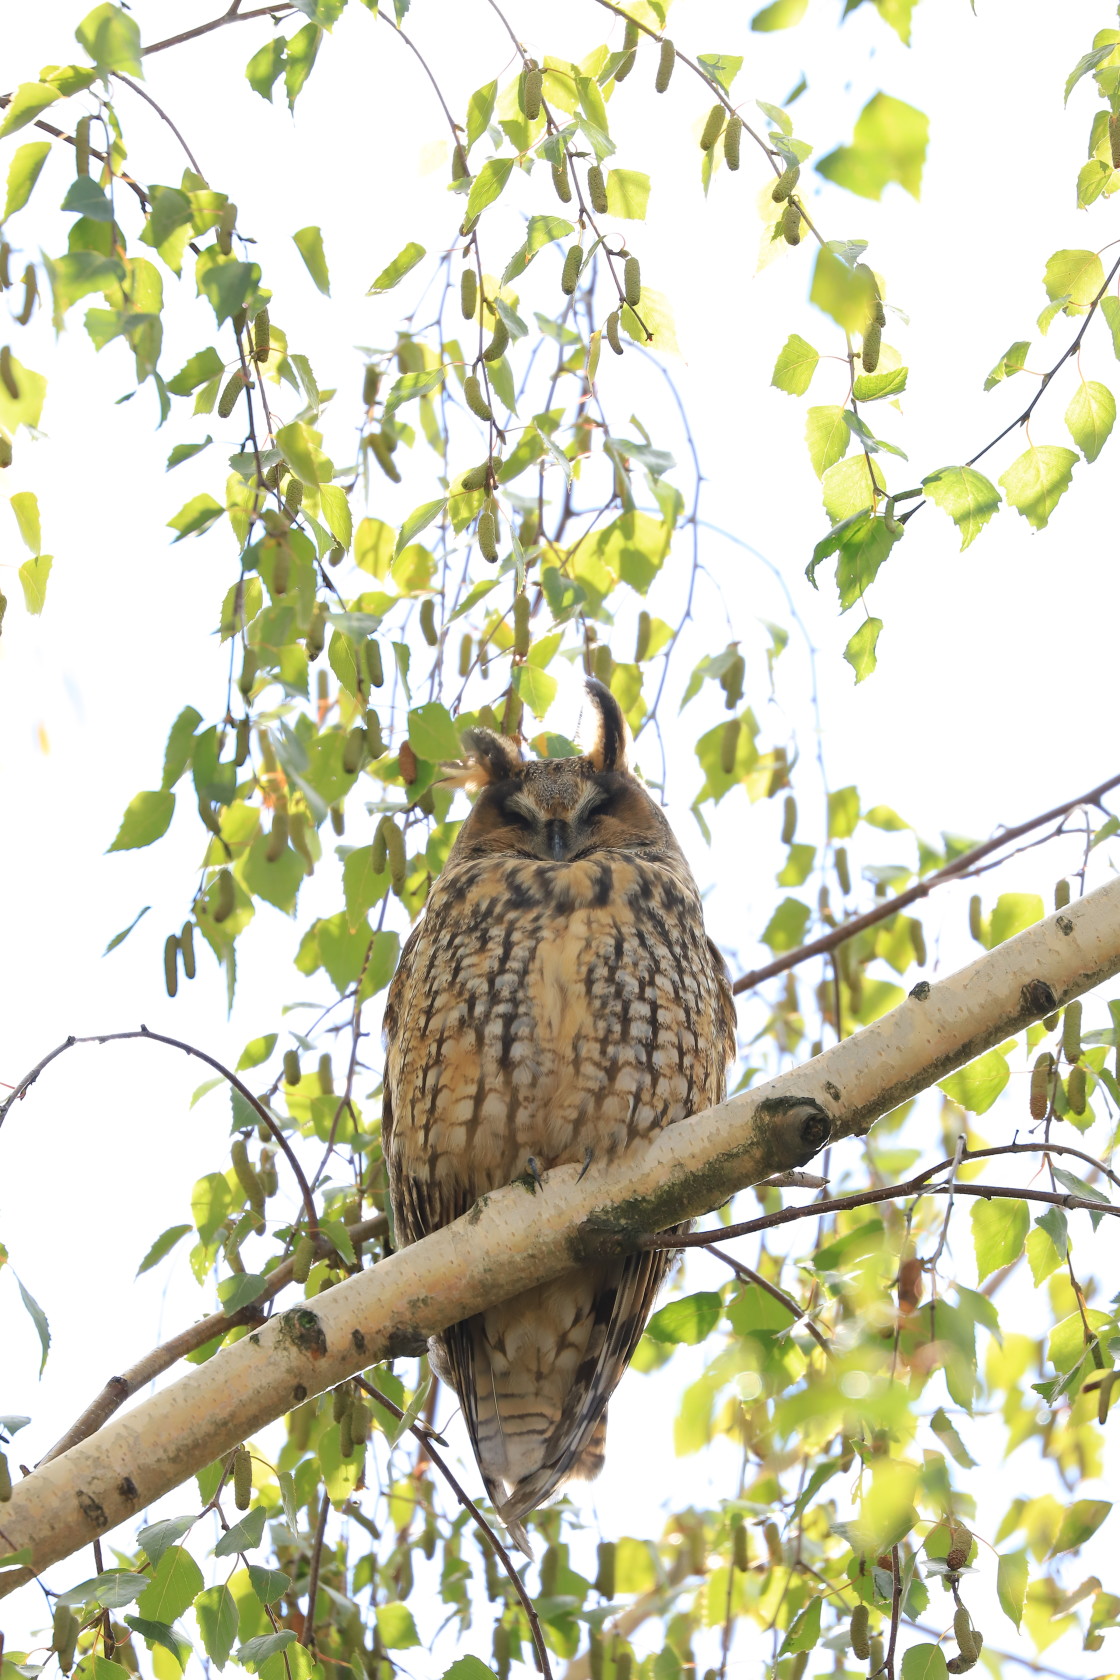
382, 681, 736, 1552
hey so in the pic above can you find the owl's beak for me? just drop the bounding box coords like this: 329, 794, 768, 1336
545, 818, 571, 861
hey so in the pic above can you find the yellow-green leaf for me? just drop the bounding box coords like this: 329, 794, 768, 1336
998, 445, 1077, 530
375, 1603, 420, 1650
844, 616, 882, 683
771, 333, 819, 395
136, 1545, 203, 1624
971, 1196, 1028, 1282
1042, 248, 1104, 313
75, 3, 143, 75
19, 556, 52, 614
1065, 379, 1115, 462
816, 93, 928, 200
3, 141, 51, 220
1049, 1500, 1111, 1556
367, 240, 425, 295
293, 225, 330, 295
605, 168, 650, 219
939, 1048, 1010, 1115
810, 249, 878, 332
108, 790, 176, 852
407, 702, 462, 763
922, 465, 1000, 549
0, 84, 62, 140
806, 405, 849, 478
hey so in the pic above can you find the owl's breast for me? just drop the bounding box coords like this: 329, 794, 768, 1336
384, 850, 734, 1220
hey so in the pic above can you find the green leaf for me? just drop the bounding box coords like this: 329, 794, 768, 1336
108, 790, 175, 852
997, 1549, 1029, 1629
342, 849, 390, 927
1066, 379, 1115, 461
816, 93, 928, 199
166, 347, 224, 396
900, 1648, 948, 1680
4, 141, 51, 220
752, 0, 809, 28
276, 420, 332, 485
696, 54, 743, 93
822, 787, 856, 840
513, 663, 558, 720
376, 1603, 421, 1650
104, 905, 151, 955
136, 1546, 203, 1624
61, 175, 114, 221
1101, 295, 1120, 359
0, 352, 45, 432
196, 1583, 239, 1669
466, 81, 497, 148
998, 445, 1077, 530
1065, 43, 1117, 103
137, 1518, 196, 1571
195, 251, 263, 324
645, 1292, 722, 1345
810, 249, 878, 332
237, 1632, 297, 1671
853, 365, 907, 401
245, 37, 286, 101
971, 1196, 1029, 1282
989, 892, 1043, 945
466, 157, 515, 220
1042, 249, 1104, 314
781, 1596, 821, 1654
217, 1272, 268, 1313
247, 1565, 291, 1606
983, 339, 1030, 391
805, 405, 849, 478
939, 1048, 1010, 1116
214, 1507, 267, 1558
921, 465, 1000, 549
929, 1406, 976, 1468
75, 4, 143, 74
761, 896, 811, 953
821, 457, 884, 524
293, 225, 330, 295
844, 616, 882, 683
161, 706, 202, 791
605, 168, 650, 219
383, 367, 447, 415
136, 1224, 190, 1276
15, 1275, 50, 1373
395, 498, 446, 555
771, 333, 819, 396
407, 702, 462, 762
0, 84, 62, 140
10, 490, 40, 554
167, 437, 212, 470
168, 493, 223, 541
1049, 1499, 1111, 1556
284, 23, 321, 109
367, 240, 426, 294
443, 1660, 499, 1680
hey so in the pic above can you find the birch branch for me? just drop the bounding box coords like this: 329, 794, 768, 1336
2, 878, 1119, 1595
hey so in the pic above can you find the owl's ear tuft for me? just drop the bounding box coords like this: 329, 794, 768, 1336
583, 679, 629, 773
445, 728, 526, 790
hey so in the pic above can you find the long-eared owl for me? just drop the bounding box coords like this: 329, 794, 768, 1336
382, 682, 736, 1552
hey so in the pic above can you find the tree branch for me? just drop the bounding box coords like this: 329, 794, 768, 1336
142, 4, 295, 57
2, 879, 1119, 1594
0, 1026, 319, 1234
732, 767, 1120, 994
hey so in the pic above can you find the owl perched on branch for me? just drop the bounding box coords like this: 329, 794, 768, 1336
383, 682, 735, 1553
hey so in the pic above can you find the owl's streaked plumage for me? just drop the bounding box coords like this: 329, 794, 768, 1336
383, 682, 735, 1551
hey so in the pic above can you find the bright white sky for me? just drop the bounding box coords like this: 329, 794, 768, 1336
2, 0, 1120, 1671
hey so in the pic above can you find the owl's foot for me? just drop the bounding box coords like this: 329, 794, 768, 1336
577, 1146, 594, 1182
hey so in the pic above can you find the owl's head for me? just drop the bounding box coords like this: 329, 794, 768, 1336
445, 681, 677, 865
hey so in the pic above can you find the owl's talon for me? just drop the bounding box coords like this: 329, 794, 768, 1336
526, 1156, 544, 1190
577, 1146, 594, 1182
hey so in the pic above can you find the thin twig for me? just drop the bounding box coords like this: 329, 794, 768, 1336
0, 1027, 319, 1233
884, 1545, 903, 1680
143, 4, 295, 56
702, 1244, 833, 1360
302, 1491, 331, 1651
926, 1133, 966, 1269
112, 74, 204, 176
732, 768, 1120, 994
355, 1377, 554, 1680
